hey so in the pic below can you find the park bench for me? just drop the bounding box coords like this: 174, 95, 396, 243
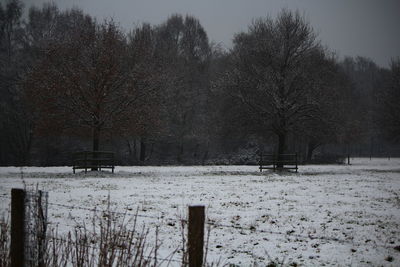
259, 153, 298, 172
73, 151, 115, 174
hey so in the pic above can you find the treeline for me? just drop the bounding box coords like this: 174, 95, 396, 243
0, 0, 399, 166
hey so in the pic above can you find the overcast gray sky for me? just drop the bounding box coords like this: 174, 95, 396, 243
19, 0, 400, 67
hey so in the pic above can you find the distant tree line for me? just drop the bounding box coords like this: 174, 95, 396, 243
1, 0, 399, 166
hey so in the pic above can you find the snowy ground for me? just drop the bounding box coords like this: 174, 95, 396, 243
1, 158, 400, 266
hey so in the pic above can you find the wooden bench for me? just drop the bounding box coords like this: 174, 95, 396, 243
259, 153, 298, 172
73, 151, 115, 174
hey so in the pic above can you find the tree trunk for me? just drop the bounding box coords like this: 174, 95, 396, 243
140, 137, 146, 162
193, 143, 200, 159
277, 132, 287, 168
202, 140, 210, 166
126, 139, 138, 164
177, 140, 184, 163
306, 141, 318, 162
147, 142, 154, 161
21, 128, 34, 166
92, 128, 100, 152
92, 127, 100, 171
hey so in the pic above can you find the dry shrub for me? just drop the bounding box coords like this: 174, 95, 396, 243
44, 208, 172, 266
0, 216, 10, 267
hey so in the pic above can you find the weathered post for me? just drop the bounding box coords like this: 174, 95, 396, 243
188, 205, 205, 267
37, 190, 47, 267
11, 188, 26, 267
347, 154, 350, 165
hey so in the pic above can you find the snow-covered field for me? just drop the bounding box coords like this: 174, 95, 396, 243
1, 158, 400, 266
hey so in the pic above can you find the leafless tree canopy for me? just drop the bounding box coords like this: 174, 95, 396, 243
26, 18, 156, 151
223, 10, 347, 158
377, 58, 400, 141
0, 1, 399, 166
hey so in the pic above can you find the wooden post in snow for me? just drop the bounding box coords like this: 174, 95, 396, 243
188, 205, 205, 267
11, 188, 26, 267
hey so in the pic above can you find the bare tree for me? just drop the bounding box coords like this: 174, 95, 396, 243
124, 23, 163, 163
340, 56, 391, 155
223, 9, 335, 164
155, 14, 211, 163
377, 58, 400, 142
26, 19, 155, 153
0, 0, 33, 165
297, 54, 354, 161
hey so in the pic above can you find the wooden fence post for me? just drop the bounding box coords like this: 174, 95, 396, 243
188, 205, 205, 267
11, 188, 26, 267
38, 190, 47, 267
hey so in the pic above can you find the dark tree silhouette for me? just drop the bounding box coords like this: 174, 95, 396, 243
223, 9, 341, 165
26, 19, 155, 152
155, 14, 211, 163
0, 0, 33, 165
378, 58, 400, 141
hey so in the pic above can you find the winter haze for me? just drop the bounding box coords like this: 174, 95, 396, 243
1, 0, 400, 265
